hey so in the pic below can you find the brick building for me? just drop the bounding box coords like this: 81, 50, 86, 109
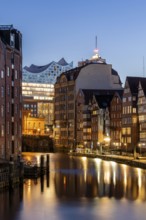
0, 25, 22, 160
110, 91, 123, 150
54, 60, 123, 150
137, 78, 146, 152
121, 77, 143, 154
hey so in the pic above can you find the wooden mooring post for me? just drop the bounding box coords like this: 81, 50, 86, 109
40, 155, 45, 175
46, 154, 50, 172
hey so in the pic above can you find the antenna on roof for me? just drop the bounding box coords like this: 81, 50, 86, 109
143, 56, 145, 77
93, 35, 99, 56
95, 36, 97, 49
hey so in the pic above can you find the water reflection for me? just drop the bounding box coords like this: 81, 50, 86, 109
52, 155, 146, 201
0, 186, 23, 220
1, 153, 146, 220
22, 153, 146, 201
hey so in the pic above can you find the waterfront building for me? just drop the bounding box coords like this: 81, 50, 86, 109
121, 76, 143, 153
22, 58, 73, 131
110, 91, 123, 150
54, 54, 123, 149
76, 89, 94, 150
91, 93, 114, 150
137, 78, 146, 151
76, 89, 119, 151
0, 25, 22, 160
22, 109, 45, 135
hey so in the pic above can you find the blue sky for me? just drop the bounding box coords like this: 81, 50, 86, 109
1, 0, 146, 83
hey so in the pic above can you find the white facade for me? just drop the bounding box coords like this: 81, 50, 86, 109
76, 63, 122, 94
22, 58, 73, 126
22, 58, 73, 84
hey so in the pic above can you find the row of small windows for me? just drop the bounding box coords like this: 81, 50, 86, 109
122, 127, 131, 135
122, 137, 131, 144
111, 121, 121, 127
140, 123, 146, 130
1, 104, 21, 116
1, 68, 18, 79
139, 115, 146, 122
0, 123, 21, 137
0, 86, 19, 97
111, 105, 121, 111
123, 96, 136, 102
139, 133, 146, 139
138, 97, 146, 104
111, 113, 121, 119
24, 104, 37, 109
123, 106, 136, 114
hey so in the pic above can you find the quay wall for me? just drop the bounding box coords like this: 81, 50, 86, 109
0, 160, 24, 190
70, 152, 146, 169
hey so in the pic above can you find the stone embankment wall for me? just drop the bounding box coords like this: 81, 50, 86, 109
0, 165, 9, 189
0, 159, 24, 190
71, 152, 146, 169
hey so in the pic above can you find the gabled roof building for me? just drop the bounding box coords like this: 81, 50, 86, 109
122, 76, 144, 155
110, 91, 123, 149
137, 78, 146, 151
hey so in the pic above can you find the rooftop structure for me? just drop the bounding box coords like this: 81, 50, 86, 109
23, 58, 73, 84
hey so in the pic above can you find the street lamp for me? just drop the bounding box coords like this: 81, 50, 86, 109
37, 128, 40, 135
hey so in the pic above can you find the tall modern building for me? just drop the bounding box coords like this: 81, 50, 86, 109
22, 58, 73, 128
0, 25, 22, 160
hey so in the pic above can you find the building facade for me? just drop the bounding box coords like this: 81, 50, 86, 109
137, 78, 146, 152
54, 58, 123, 150
121, 77, 142, 154
22, 109, 45, 135
22, 58, 73, 127
110, 91, 123, 150
0, 25, 22, 160
91, 94, 113, 150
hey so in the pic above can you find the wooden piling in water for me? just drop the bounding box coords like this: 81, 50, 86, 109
40, 155, 45, 175
46, 154, 50, 172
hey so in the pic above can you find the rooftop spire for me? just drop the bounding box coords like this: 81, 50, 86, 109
91, 35, 99, 60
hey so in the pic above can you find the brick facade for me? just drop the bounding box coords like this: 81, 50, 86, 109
0, 25, 22, 160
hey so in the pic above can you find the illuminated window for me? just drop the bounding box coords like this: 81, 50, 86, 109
127, 137, 131, 143
133, 117, 137, 123
1, 70, 4, 78
127, 127, 131, 134
1, 125, 4, 137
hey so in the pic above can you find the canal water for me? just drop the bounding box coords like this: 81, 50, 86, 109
1, 152, 146, 220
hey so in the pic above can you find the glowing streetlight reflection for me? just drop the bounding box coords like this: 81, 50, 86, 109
81, 156, 88, 182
